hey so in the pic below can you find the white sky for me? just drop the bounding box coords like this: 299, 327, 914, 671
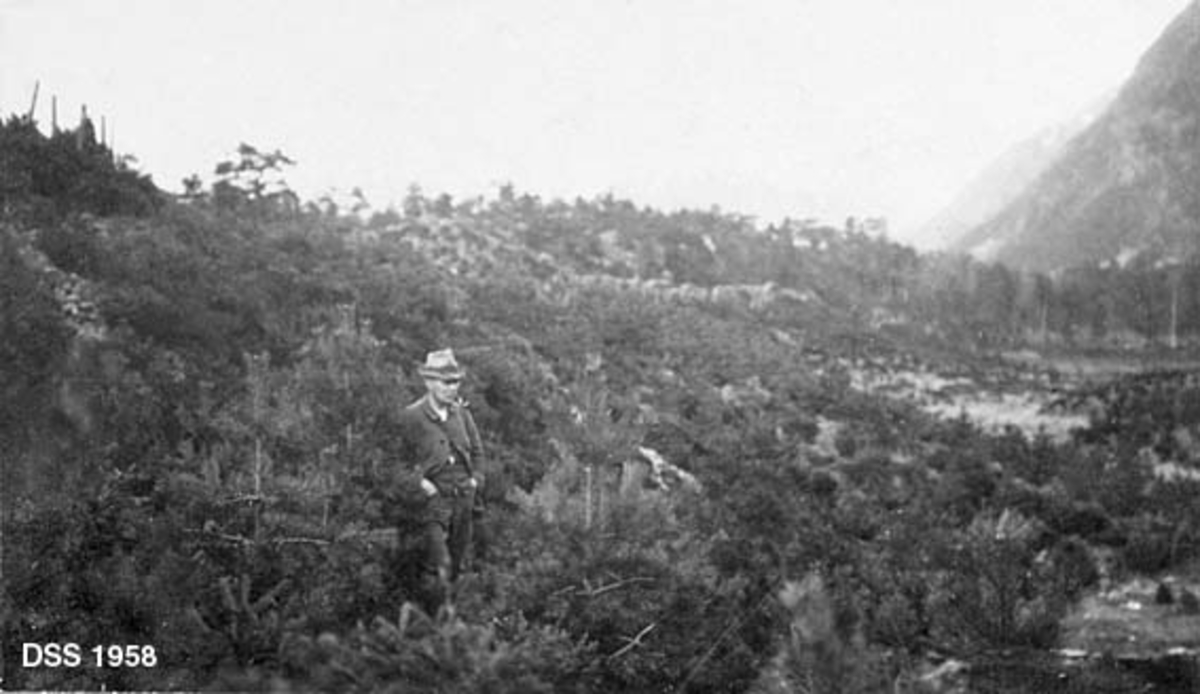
0, 0, 1192, 247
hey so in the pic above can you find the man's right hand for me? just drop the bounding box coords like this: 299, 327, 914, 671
420, 478, 438, 497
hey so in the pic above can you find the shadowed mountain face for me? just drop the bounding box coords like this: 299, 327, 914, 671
953, 0, 1200, 272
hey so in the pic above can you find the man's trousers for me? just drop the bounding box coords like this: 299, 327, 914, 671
422, 489, 475, 603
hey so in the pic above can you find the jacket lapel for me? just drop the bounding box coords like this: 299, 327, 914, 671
422, 396, 473, 473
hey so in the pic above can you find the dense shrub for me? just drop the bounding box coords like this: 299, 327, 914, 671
0, 116, 160, 223
0, 228, 73, 438
928, 510, 1065, 652
753, 573, 898, 694
239, 609, 598, 694
2, 492, 211, 691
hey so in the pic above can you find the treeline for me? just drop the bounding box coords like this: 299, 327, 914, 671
915, 253, 1200, 350
367, 182, 1200, 354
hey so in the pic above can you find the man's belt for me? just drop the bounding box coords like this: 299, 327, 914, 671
434, 483, 474, 498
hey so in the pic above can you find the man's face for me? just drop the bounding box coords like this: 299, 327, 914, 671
425, 376, 461, 406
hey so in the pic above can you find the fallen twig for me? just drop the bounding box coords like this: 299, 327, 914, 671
609, 623, 656, 659
186, 529, 330, 547
552, 575, 655, 599
588, 576, 654, 598
272, 537, 331, 547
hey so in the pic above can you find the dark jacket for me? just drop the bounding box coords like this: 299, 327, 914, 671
392, 394, 484, 486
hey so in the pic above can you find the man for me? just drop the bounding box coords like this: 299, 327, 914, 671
392, 348, 484, 609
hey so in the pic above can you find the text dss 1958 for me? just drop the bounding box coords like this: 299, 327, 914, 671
22, 643, 158, 668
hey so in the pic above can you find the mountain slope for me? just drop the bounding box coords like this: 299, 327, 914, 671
955, 0, 1200, 271
920, 96, 1108, 251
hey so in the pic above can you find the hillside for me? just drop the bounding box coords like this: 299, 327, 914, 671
955, 0, 1200, 271
6, 115, 1200, 692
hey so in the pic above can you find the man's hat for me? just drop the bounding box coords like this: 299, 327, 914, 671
417, 348, 465, 380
